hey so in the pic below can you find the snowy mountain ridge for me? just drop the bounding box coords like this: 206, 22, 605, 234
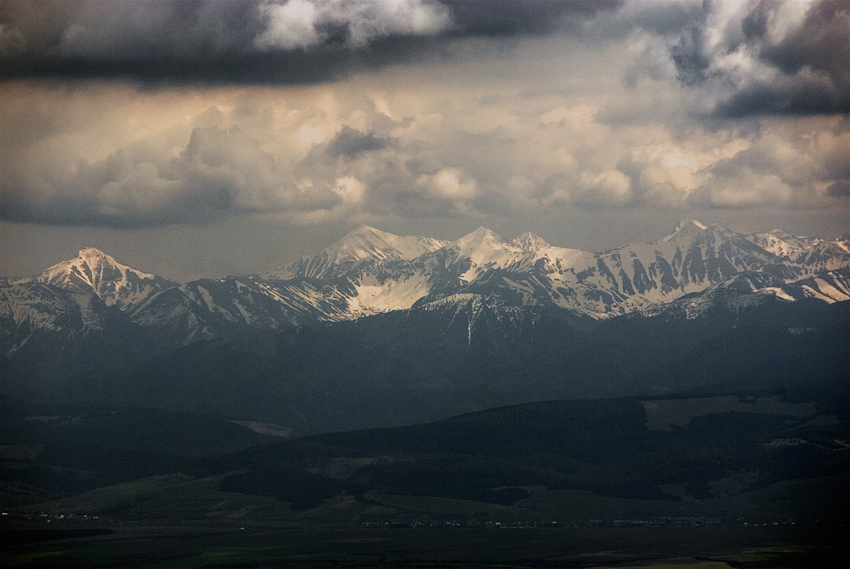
3, 220, 850, 354
263, 225, 449, 280
747, 230, 850, 272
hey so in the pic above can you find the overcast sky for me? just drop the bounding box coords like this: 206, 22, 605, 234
1, 0, 848, 281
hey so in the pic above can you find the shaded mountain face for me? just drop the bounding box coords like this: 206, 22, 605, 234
3, 287, 847, 437
2, 221, 849, 435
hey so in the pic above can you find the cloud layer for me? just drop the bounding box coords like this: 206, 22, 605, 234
0, 0, 848, 232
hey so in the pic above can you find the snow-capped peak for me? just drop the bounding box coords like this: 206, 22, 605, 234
453, 227, 510, 254
332, 225, 403, 262
451, 228, 530, 282
336, 225, 447, 262
744, 229, 850, 270
511, 232, 550, 252
78, 247, 110, 261
32, 248, 175, 310
662, 219, 708, 242
42, 248, 155, 283
263, 225, 449, 280
679, 218, 707, 231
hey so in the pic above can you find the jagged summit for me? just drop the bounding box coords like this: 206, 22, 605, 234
77, 247, 110, 259
676, 218, 708, 231
264, 225, 448, 280
453, 227, 507, 253
32, 247, 175, 310
747, 230, 813, 259
512, 232, 550, 252
661, 219, 709, 242
332, 225, 403, 262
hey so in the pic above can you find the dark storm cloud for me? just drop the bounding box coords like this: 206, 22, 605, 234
594, 0, 702, 38
826, 180, 850, 197
442, 0, 622, 36
757, 0, 850, 80
668, 0, 850, 117
0, 0, 389, 85
0, 0, 622, 85
324, 126, 393, 158
712, 72, 847, 117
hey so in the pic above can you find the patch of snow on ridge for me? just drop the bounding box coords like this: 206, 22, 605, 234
759, 287, 796, 302
350, 273, 432, 314
810, 276, 850, 302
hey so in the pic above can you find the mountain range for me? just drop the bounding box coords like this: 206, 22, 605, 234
2, 220, 849, 434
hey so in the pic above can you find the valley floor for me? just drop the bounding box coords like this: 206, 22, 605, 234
2, 519, 847, 569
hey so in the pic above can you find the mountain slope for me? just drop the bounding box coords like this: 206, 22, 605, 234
0, 282, 112, 355
747, 230, 850, 271
21, 290, 846, 436
130, 277, 300, 343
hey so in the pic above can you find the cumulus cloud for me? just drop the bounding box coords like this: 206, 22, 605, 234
2, 0, 846, 119
418, 167, 478, 200
256, 0, 451, 49
617, 138, 751, 207
1, 1, 848, 232
826, 180, 850, 197
332, 176, 365, 204
0, 123, 343, 227
689, 168, 793, 208
444, 0, 622, 36
572, 170, 633, 207
667, 0, 850, 117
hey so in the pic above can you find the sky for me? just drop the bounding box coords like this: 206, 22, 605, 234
1, 0, 849, 282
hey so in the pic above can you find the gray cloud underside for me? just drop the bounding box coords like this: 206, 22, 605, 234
0, 0, 621, 85
2, 1, 847, 118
